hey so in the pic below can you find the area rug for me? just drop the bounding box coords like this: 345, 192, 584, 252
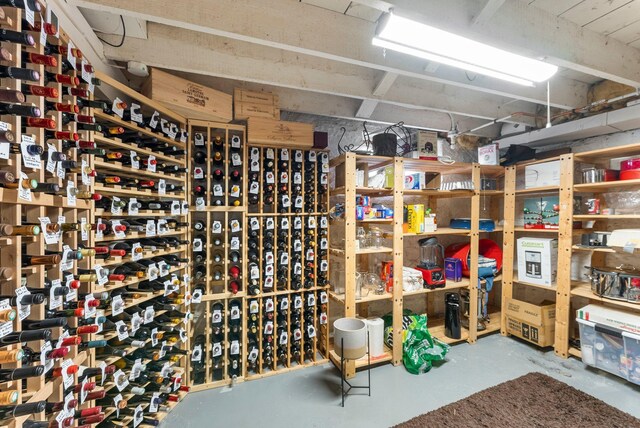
394, 372, 640, 427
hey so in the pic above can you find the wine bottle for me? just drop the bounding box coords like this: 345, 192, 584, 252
0, 28, 35, 46
0, 401, 46, 418
0, 366, 44, 381
22, 254, 60, 267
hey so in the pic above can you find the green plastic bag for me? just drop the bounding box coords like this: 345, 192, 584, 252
401, 315, 450, 375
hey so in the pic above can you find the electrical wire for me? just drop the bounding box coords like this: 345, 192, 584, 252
97, 15, 126, 48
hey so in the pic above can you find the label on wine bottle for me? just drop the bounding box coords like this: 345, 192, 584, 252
248, 181, 260, 195
213, 183, 223, 197
308, 217, 317, 228
279, 331, 288, 345
149, 392, 160, 413
294, 240, 302, 252
320, 291, 328, 304
0, 142, 9, 160
308, 151, 317, 162
320, 260, 329, 272
147, 155, 157, 172
307, 294, 316, 307
84, 295, 97, 319
294, 262, 302, 275
111, 220, 125, 239
264, 276, 274, 289
295, 150, 303, 162
230, 236, 240, 251
195, 197, 205, 210
112, 97, 125, 118
192, 288, 202, 303
265, 298, 274, 312
159, 341, 168, 359
307, 325, 317, 338
280, 297, 289, 310
266, 148, 275, 159
61, 359, 74, 389
163, 279, 173, 296
230, 339, 240, 355
112, 295, 124, 316
130, 150, 140, 169
264, 321, 273, 335
129, 358, 143, 381
113, 393, 123, 418
46, 144, 57, 173
40, 340, 54, 373
65, 274, 77, 302
249, 217, 260, 231
81, 159, 91, 185
294, 217, 302, 230
306, 248, 314, 261
81, 59, 91, 84
293, 328, 302, 341
320, 238, 328, 250
266, 218, 274, 230
282, 195, 291, 208
231, 152, 242, 167
67, 41, 77, 70
160, 119, 170, 136
22, 135, 42, 164
251, 147, 259, 160
80, 377, 89, 404
294, 195, 303, 209
115, 321, 128, 342
280, 252, 289, 265
265, 251, 274, 266
294, 295, 302, 309
280, 171, 288, 183
194, 132, 204, 146
125, 197, 138, 215
59, 245, 74, 272
319, 312, 328, 325
157, 261, 169, 277
322, 162, 329, 173
151, 328, 158, 346
143, 306, 154, 324
94, 265, 109, 286
95, 218, 103, 240
15, 286, 30, 321
25, 0, 35, 26
320, 173, 328, 185
250, 264, 259, 280
0, 299, 13, 339
48, 278, 63, 310
17, 172, 32, 202
130, 313, 142, 336
148, 263, 158, 281
251, 159, 260, 172
55, 407, 70, 427
146, 220, 156, 237
294, 172, 302, 184
38, 217, 58, 245
265, 171, 275, 184
320, 216, 328, 228
171, 200, 180, 215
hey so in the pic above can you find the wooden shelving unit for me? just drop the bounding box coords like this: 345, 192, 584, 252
329, 153, 505, 378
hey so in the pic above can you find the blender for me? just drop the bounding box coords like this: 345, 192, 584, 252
416, 237, 446, 289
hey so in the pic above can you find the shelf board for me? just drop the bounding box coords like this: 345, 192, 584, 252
329, 345, 393, 370
574, 214, 640, 220
515, 186, 560, 194
571, 282, 640, 311
328, 290, 392, 304
329, 246, 394, 255
94, 159, 186, 184
514, 227, 559, 234
479, 190, 505, 196
403, 189, 474, 198
574, 178, 640, 192
568, 346, 582, 359
515, 156, 562, 169
572, 245, 616, 253
94, 134, 186, 166
478, 164, 505, 178
94, 184, 185, 200
95, 208, 188, 218
429, 308, 502, 345
94, 229, 185, 243
402, 158, 473, 175
331, 186, 393, 197
190, 206, 246, 212
574, 144, 640, 162
100, 245, 187, 268
513, 274, 557, 291
94, 110, 186, 149
403, 227, 470, 237
403, 279, 470, 297
480, 226, 504, 233
329, 153, 393, 169
357, 218, 394, 224
0, 188, 91, 209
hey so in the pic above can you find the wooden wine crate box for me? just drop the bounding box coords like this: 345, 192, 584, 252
234, 88, 280, 120
247, 117, 314, 148
234, 88, 279, 105
142, 68, 232, 122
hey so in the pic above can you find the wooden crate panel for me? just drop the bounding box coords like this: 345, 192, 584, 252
234, 102, 280, 120
142, 68, 232, 122
234, 88, 279, 106
247, 117, 314, 148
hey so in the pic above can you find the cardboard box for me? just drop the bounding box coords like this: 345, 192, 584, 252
247, 117, 314, 148
478, 143, 499, 165
406, 205, 425, 234
517, 237, 558, 286
577, 304, 640, 335
505, 298, 556, 347
404, 173, 425, 190
142, 68, 232, 122
417, 131, 438, 157
523, 196, 560, 229
525, 160, 561, 189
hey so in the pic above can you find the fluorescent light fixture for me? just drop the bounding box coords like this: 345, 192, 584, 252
373, 13, 558, 86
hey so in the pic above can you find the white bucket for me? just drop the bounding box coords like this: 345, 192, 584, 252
333, 317, 367, 360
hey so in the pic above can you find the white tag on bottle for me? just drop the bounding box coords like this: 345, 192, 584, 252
65, 274, 77, 302
171, 200, 181, 215
41, 340, 54, 374
112, 295, 124, 316
149, 392, 160, 413
112, 97, 125, 118
0, 142, 8, 160
191, 345, 203, 362
151, 328, 159, 346
146, 220, 156, 237
59, 245, 74, 272
81, 59, 91, 84
61, 359, 74, 389
20, 140, 41, 168
84, 295, 97, 319
144, 306, 155, 324
130, 150, 139, 169
17, 172, 32, 202
66, 181, 76, 206
39, 216, 57, 245
158, 179, 166, 195
24, 0, 35, 25
130, 313, 142, 335
113, 393, 123, 418
130, 103, 143, 123
0, 300, 13, 339
128, 198, 139, 215
46, 144, 57, 173
230, 236, 240, 250
149, 111, 160, 129
95, 265, 109, 286
15, 287, 30, 321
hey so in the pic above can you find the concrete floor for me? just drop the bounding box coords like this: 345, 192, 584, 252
162, 334, 640, 428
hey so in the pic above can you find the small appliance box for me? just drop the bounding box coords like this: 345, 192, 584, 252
517, 237, 558, 286
523, 196, 559, 230
577, 304, 640, 335
404, 173, 425, 190
525, 160, 561, 189
405, 204, 425, 234
478, 143, 499, 165
444, 258, 462, 282
505, 298, 556, 347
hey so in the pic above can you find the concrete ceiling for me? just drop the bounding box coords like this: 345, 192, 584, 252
68, 0, 640, 138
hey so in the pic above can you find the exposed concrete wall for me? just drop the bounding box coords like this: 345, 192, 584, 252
541, 128, 640, 154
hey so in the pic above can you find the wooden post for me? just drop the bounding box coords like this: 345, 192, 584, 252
392, 158, 404, 365
501, 166, 516, 335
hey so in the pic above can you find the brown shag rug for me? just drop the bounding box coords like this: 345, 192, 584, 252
394, 372, 640, 428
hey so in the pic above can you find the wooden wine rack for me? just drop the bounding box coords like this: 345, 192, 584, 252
0, 4, 100, 427
89, 71, 191, 425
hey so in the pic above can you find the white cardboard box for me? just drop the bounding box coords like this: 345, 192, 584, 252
525, 160, 561, 189
478, 143, 499, 165
517, 237, 558, 286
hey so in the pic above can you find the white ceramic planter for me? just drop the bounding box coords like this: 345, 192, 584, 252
334, 317, 367, 360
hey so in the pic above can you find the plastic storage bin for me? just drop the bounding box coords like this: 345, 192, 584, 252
623, 331, 640, 386
577, 319, 628, 379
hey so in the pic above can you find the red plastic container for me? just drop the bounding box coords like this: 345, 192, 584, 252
445, 239, 503, 277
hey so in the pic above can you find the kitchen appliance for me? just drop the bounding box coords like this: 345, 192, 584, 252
444, 293, 461, 339
416, 237, 446, 288
525, 250, 542, 278
581, 168, 619, 183
620, 157, 640, 171
580, 231, 611, 247
587, 266, 640, 303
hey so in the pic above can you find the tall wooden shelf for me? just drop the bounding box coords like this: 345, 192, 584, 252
329, 153, 505, 377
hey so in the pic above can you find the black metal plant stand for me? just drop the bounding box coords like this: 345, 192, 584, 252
340, 332, 371, 407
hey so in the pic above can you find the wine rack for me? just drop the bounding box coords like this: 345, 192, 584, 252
0, 3, 101, 427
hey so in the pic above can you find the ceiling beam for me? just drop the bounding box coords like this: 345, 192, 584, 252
356, 71, 398, 118
166, 71, 498, 136
356, 99, 379, 118
100, 24, 538, 123
71, 0, 589, 109
472, 0, 506, 26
